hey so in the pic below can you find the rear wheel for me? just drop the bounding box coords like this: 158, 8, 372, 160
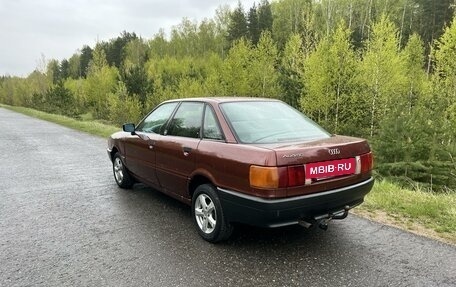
112, 153, 134, 188
192, 184, 233, 243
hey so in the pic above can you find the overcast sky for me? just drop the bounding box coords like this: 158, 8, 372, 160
0, 0, 256, 77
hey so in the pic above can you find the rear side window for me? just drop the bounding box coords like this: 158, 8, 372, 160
220, 101, 330, 144
167, 102, 204, 138
203, 106, 223, 140
137, 102, 178, 133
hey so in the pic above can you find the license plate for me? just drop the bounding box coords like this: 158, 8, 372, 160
306, 158, 356, 179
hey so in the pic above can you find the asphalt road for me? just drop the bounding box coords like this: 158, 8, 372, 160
0, 107, 455, 287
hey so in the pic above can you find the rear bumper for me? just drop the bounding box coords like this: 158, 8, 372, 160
217, 177, 374, 227
106, 148, 113, 162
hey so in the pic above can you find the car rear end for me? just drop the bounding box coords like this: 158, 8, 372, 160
216, 99, 374, 228
218, 137, 374, 228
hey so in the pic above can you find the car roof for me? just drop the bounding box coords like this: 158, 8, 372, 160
163, 97, 282, 104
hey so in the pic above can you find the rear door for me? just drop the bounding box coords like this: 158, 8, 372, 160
155, 102, 204, 198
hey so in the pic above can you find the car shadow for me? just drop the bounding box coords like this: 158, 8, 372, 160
118, 183, 344, 247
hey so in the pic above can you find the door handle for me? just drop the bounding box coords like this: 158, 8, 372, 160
183, 146, 192, 155
148, 140, 155, 150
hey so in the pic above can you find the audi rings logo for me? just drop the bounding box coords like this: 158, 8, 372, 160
328, 148, 340, 155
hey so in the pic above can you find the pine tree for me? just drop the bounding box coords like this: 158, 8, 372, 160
79, 45, 93, 78
60, 59, 70, 80
227, 2, 248, 46
258, 0, 273, 33
247, 4, 260, 45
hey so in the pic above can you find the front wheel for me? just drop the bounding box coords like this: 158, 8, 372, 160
192, 184, 233, 243
112, 153, 134, 188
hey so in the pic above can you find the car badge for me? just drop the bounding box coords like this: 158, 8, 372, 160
328, 148, 340, 155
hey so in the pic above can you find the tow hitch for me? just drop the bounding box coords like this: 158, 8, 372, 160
299, 205, 351, 231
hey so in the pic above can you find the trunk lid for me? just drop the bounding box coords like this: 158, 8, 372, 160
256, 135, 372, 197
257, 135, 370, 166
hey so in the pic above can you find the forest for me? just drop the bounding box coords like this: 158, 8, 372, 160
1, 0, 455, 191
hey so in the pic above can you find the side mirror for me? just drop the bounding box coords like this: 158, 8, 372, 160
123, 123, 136, 135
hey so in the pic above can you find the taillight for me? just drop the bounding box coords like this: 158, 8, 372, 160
287, 165, 306, 187
250, 165, 306, 189
249, 166, 281, 189
360, 152, 373, 173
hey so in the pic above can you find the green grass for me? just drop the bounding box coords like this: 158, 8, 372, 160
1, 105, 120, 137
357, 180, 456, 244
2, 104, 455, 244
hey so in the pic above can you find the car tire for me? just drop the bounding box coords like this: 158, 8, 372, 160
192, 184, 233, 243
112, 152, 134, 189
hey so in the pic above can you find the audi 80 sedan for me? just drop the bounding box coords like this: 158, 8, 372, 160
107, 98, 374, 242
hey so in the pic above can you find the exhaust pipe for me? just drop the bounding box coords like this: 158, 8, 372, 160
298, 219, 313, 229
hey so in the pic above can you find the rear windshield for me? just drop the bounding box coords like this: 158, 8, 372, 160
220, 101, 331, 144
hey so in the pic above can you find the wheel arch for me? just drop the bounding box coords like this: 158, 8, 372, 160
188, 170, 217, 199
109, 146, 119, 162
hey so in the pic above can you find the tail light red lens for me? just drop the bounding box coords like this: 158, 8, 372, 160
360, 152, 374, 173
287, 165, 306, 187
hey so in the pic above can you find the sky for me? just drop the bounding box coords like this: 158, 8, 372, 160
0, 0, 256, 77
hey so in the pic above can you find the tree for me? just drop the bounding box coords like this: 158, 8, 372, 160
68, 53, 81, 79
149, 29, 169, 59
302, 22, 358, 134
279, 34, 305, 108
60, 59, 70, 80
198, 19, 220, 55
359, 15, 407, 137
108, 81, 142, 126
249, 31, 280, 97
79, 45, 93, 78
85, 46, 119, 119
415, 0, 455, 50
227, 2, 248, 46
123, 38, 148, 68
121, 65, 153, 106
213, 5, 231, 56
222, 38, 252, 95
169, 18, 198, 57
433, 15, 456, 156
247, 4, 260, 45
272, 0, 312, 49
42, 82, 77, 116
103, 31, 138, 68
403, 34, 428, 116
46, 59, 60, 84
258, 0, 273, 33
203, 53, 225, 95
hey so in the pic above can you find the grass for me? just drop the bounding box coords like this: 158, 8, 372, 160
2, 104, 455, 245
1, 105, 119, 137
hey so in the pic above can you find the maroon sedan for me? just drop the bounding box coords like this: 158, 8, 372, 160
107, 98, 374, 242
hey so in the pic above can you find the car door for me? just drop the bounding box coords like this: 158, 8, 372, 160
123, 102, 178, 188
154, 102, 204, 198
